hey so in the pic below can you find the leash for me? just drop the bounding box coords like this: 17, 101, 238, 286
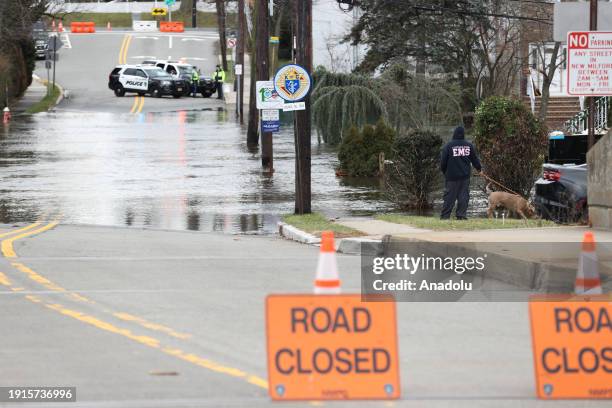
479, 172, 523, 197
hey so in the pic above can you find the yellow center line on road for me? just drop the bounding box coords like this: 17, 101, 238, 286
113, 312, 191, 340
129, 96, 140, 114
136, 94, 145, 113
0, 220, 268, 390
0, 222, 42, 239
37, 300, 268, 389
123, 35, 132, 64
1, 221, 59, 259
130, 95, 145, 114
118, 34, 132, 65
0, 271, 11, 286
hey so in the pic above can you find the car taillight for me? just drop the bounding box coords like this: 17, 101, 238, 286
543, 169, 561, 181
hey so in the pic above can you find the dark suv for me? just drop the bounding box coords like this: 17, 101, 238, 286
533, 133, 602, 223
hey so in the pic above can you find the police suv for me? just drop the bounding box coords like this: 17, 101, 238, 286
142, 60, 216, 98
108, 65, 187, 98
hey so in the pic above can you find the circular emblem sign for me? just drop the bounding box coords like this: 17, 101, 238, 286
273, 64, 312, 102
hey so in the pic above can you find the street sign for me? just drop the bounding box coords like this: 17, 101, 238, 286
529, 295, 612, 399
234, 64, 243, 76
567, 31, 612, 96
266, 294, 400, 400
282, 102, 305, 112
261, 109, 280, 133
227, 38, 237, 48
164, 0, 175, 6
274, 64, 312, 102
45, 60, 52, 70
270, 36, 280, 44
47, 36, 63, 52
151, 7, 167, 16
256, 81, 284, 109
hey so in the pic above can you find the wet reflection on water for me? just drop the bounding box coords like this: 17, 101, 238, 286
0, 109, 393, 233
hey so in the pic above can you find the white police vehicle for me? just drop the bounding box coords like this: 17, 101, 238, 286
108, 65, 187, 98
142, 60, 216, 97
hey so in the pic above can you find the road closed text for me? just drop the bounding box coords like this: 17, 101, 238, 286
529, 297, 612, 399
266, 295, 400, 400
540, 307, 612, 375
274, 307, 390, 375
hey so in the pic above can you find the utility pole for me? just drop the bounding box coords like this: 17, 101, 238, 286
52, 35, 57, 94
588, 0, 597, 151
256, 0, 273, 171
192, 0, 197, 28
236, 0, 245, 123
293, 0, 312, 214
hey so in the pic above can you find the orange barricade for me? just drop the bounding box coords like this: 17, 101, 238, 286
70, 22, 95, 34
159, 21, 184, 33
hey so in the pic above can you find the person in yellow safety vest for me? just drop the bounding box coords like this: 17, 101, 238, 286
191, 68, 200, 97
213, 65, 226, 100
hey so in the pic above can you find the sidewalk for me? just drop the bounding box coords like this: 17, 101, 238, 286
11, 75, 48, 115
223, 54, 250, 107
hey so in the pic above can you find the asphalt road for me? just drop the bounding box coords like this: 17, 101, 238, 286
0, 222, 606, 408
35, 29, 222, 113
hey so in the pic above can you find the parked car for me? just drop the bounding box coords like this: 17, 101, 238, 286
534, 163, 588, 223
534, 132, 592, 223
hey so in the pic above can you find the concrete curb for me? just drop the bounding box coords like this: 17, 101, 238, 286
32, 74, 64, 111
277, 222, 320, 245
388, 237, 585, 291
277, 221, 384, 255
336, 237, 382, 255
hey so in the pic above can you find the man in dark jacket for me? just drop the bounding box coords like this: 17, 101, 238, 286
440, 126, 482, 220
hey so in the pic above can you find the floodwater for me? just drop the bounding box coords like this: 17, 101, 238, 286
0, 109, 394, 233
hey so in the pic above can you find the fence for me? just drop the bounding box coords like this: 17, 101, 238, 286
564, 97, 610, 135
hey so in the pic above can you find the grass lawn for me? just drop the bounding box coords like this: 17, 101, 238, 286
59, 13, 133, 27
376, 214, 557, 231
282, 213, 363, 238
26, 83, 61, 114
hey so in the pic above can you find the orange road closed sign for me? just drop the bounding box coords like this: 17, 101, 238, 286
529, 295, 612, 399
266, 294, 400, 400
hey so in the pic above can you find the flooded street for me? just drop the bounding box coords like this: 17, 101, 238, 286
0, 109, 393, 233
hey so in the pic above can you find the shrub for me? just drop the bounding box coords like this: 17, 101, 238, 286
474, 96, 547, 197
385, 129, 444, 210
337, 120, 395, 177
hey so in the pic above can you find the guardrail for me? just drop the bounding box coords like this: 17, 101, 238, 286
133, 20, 157, 32
564, 96, 610, 135
159, 21, 184, 33
70, 22, 95, 33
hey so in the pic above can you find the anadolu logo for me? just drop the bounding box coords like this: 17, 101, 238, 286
273, 64, 311, 102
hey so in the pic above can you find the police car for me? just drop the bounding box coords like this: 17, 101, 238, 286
142, 60, 216, 97
108, 65, 187, 98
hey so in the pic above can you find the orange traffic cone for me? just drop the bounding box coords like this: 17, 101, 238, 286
575, 232, 602, 295
314, 231, 341, 294
58, 21, 64, 32
107, 21, 111, 31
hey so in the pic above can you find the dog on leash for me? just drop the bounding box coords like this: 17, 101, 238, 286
486, 184, 536, 221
